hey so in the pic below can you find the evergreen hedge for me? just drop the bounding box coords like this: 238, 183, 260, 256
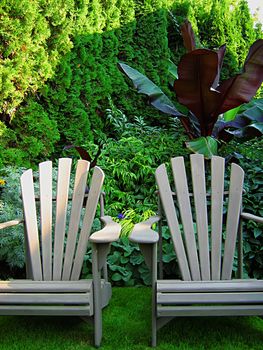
0, 0, 261, 167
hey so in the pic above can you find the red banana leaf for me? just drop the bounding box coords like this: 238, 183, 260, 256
181, 20, 196, 52
173, 49, 221, 135
217, 39, 263, 114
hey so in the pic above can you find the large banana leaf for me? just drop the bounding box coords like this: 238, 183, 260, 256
217, 39, 263, 114
185, 136, 218, 158
213, 98, 263, 140
173, 49, 221, 135
181, 20, 196, 52
118, 62, 184, 118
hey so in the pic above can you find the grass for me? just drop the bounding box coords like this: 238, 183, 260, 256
0, 287, 262, 349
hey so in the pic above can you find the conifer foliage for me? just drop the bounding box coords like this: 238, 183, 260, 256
0, 0, 261, 166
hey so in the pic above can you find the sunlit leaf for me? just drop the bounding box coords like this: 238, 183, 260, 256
118, 62, 184, 117
185, 136, 218, 158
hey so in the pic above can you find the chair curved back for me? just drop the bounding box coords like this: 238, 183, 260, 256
155, 154, 244, 281
20, 158, 104, 281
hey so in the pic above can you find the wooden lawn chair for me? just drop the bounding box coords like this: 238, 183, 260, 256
130, 154, 263, 346
0, 158, 121, 347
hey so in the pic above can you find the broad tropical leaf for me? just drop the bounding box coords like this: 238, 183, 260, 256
118, 62, 184, 117
212, 44, 226, 89
214, 98, 263, 140
185, 136, 218, 158
223, 105, 242, 121
181, 20, 196, 52
217, 39, 263, 114
174, 49, 220, 135
168, 59, 178, 87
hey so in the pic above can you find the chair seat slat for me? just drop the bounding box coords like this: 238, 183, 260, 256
157, 279, 262, 292
157, 305, 263, 317
157, 292, 263, 304
0, 293, 91, 304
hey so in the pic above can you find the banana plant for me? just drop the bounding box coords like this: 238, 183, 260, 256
118, 20, 263, 157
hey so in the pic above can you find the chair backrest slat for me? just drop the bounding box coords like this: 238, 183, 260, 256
156, 164, 191, 281
39, 161, 53, 281
71, 167, 105, 280
53, 158, 72, 280
62, 160, 90, 281
171, 157, 201, 280
211, 156, 225, 280
21, 170, 42, 280
190, 154, 210, 281
221, 163, 244, 280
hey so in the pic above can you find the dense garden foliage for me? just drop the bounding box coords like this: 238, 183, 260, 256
0, 0, 262, 283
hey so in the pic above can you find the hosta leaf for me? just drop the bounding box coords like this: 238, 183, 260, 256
111, 273, 122, 281
118, 62, 183, 117
186, 136, 218, 158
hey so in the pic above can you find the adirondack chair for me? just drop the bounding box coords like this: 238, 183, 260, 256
130, 154, 263, 346
0, 158, 121, 347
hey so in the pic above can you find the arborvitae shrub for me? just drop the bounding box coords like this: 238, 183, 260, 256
0, 0, 261, 166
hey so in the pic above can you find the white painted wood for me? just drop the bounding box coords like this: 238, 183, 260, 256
171, 157, 201, 280
39, 161, 53, 281
62, 160, 90, 281
20, 169, 42, 281
157, 305, 263, 317
0, 280, 92, 292
190, 154, 210, 280
222, 163, 244, 279
0, 219, 24, 230
157, 280, 263, 292
157, 292, 263, 304
0, 293, 91, 304
53, 158, 72, 280
155, 164, 191, 281
211, 156, 225, 280
0, 305, 92, 316
129, 216, 160, 244
89, 216, 122, 243
241, 212, 263, 224
71, 166, 104, 280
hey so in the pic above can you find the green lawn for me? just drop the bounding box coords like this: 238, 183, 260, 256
0, 287, 262, 349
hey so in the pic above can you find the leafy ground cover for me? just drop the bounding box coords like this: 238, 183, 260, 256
0, 287, 262, 350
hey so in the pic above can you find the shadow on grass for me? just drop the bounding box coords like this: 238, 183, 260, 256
0, 287, 262, 350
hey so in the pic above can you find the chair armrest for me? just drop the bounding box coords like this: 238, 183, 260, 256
129, 216, 160, 244
241, 212, 263, 224
89, 216, 121, 243
0, 219, 24, 230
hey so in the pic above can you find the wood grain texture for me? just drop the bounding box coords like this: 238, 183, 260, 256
171, 157, 201, 280
155, 164, 191, 280
211, 156, 225, 280
53, 158, 72, 280
190, 154, 210, 280
222, 163, 244, 280
39, 161, 53, 281
21, 169, 42, 281
62, 160, 90, 281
